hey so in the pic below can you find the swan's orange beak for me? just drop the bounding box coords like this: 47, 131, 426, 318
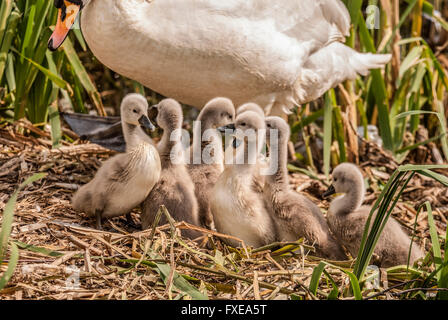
48, 1, 82, 51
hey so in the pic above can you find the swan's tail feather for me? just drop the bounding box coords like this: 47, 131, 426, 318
293, 42, 391, 105
350, 52, 392, 77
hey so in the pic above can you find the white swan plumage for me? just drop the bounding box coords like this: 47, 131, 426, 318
49, 0, 391, 115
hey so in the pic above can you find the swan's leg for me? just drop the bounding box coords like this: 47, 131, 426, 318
95, 209, 103, 230
125, 212, 133, 225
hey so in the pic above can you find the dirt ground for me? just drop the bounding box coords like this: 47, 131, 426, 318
0, 121, 447, 300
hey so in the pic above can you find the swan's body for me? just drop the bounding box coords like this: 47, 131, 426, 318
141, 99, 201, 239
264, 117, 346, 260
51, 0, 391, 115
211, 110, 276, 247
324, 163, 424, 267
72, 94, 161, 228
187, 98, 236, 229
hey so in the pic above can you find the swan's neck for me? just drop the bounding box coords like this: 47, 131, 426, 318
158, 128, 184, 168
234, 137, 263, 168
191, 120, 223, 166
122, 122, 147, 152
81, 0, 161, 75
330, 183, 365, 215
266, 138, 289, 188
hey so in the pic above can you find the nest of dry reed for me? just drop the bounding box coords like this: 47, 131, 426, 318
0, 121, 447, 300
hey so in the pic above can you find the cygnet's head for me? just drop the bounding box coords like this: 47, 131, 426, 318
120, 93, 155, 131
198, 97, 235, 129
218, 102, 264, 135
265, 116, 290, 146
230, 111, 266, 149
154, 98, 183, 131
323, 163, 365, 198
236, 102, 265, 118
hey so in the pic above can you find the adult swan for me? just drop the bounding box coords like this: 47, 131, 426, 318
49, 0, 390, 116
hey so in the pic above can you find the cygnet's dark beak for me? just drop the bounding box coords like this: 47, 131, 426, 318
139, 115, 156, 131
217, 123, 235, 133
323, 184, 336, 198
232, 138, 242, 149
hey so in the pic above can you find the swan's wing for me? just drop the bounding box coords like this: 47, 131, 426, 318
318, 0, 351, 37
95, 0, 389, 111
190, 0, 349, 46
264, 0, 350, 45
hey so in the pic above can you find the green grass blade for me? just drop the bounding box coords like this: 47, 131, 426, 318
358, 14, 393, 151
323, 92, 333, 178
46, 51, 62, 148
291, 108, 324, 135
132, 80, 146, 95
398, 164, 448, 171
149, 252, 208, 300
0, 173, 46, 261
0, 242, 19, 290
0, 0, 13, 42
332, 105, 347, 163
353, 170, 401, 278
48, 103, 62, 148
13, 240, 64, 257
348, 0, 363, 27
347, 271, 362, 300
60, 36, 106, 116
309, 261, 327, 296
398, 46, 423, 81
73, 28, 87, 51
322, 269, 339, 300
11, 48, 72, 93
27, 0, 51, 52
0, 173, 46, 292
380, 0, 419, 53
396, 134, 444, 154
426, 202, 442, 280
0, 9, 20, 82
439, 222, 448, 300
396, 110, 448, 161
418, 170, 448, 187
355, 165, 448, 281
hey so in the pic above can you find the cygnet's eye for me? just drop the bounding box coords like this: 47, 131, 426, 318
133, 109, 138, 114
334, 178, 338, 182
241, 122, 246, 127
267, 124, 272, 128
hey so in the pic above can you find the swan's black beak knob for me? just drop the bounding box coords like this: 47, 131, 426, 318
54, 0, 64, 8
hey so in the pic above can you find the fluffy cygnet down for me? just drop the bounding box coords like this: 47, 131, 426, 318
141, 99, 201, 239
211, 111, 276, 248
188, 97, 235, 229
72, 93, 161, 229
264, 116, 346, 260
324, 163, 424, 267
